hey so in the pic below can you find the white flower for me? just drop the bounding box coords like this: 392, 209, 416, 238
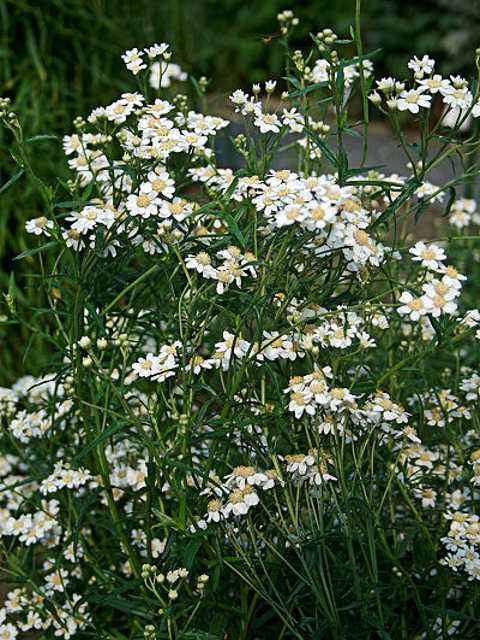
182, 130, 208, 149
397, 89, 431, 114
253, 112, 281, 134
149, 62, 187, 89
185, 252, 215, 277
276, 204, 305, 226
303, 200, 336, 230
408, 55, 435, 77
229, 89, 249, 107
144, 42, 169, 59
422, 278, 459, 302
160, 197, 192, 221
222, 489, 255, 517
214, 331, 250, 370
25, 216, 54, 236
62, 228, 85, 251
105, 99, 135, 124
439, 265, 467, 288
121, 92, 144, 108
284, 453, 316, 476
288, 391, 315, 418
418, 74, 450, 94
409, 241, 446, 270
376, 77, 396, 93
151, 537, 167, 558
126, 183, 161, 218
68, 206, 114, 234
442, 87, 473, 110
421, 283, 458, 317
44, 568, 70, 594
121, 48, 146, 75
0, 623, 18, 640
397, 291, 429, 321
131, 353, 162, 378
147, 169, 175, 199
368, 91, 382, 106
265, 80, 277, 93
205, 498, 223, 523
282, 108, 304, 132
146, 99, 174, 117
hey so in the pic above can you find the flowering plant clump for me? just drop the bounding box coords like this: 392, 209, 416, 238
1, 8, 480, 639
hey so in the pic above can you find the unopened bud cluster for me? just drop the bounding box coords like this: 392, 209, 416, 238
316, 28, 338, 52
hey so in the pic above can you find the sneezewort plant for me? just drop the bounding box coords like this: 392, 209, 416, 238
0, 8, 480, 640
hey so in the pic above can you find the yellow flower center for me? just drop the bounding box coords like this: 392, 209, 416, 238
152, 179, 166, 192
137, 194, 151, 208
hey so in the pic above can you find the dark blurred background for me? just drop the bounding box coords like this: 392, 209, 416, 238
0, 0, 479, 378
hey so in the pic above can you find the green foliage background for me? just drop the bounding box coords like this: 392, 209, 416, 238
0, 0, 479, 381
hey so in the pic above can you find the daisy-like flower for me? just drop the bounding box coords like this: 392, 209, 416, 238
182, 130, 208, 149
225, 466, 268, 490
397, 291, 429, 321
229, 89, 249, 108
63, 133, 84, 155
408, 55, 435, 77
276, 204, 306, 227
409, 241, 446, 270
126, 183, 161, 218
303, 200, 336, 231
415, 181, 444, 203
206, 498, 223, 523
68, 205, 114, 235
422, 278, 459, 303
120, 92, 144, 107
105, 99, 135, 125
160, 197, 193, 222
421, 289, 457, 317
442, 87, 473, 110
147, 169, 175, 199
222, 489, 253, 517
439, 265, 467, 288
0, 623, 18, 639
253, 112, 281, 134
396, 89, 431, 114
317, 414, 337, 435
284, 453, 316, 476
214, 331, 251, 370
322, 387, 357, 412
44, 568, 70, 594
288, 390, 315, 418
212, 268, 234, 294
121, 48, 146, 75
259, 332, 295, 362
282, 108, 304, 133
62, 228, 85, 251
25, 216, 54, 236
131, 353, 162, 378
185, 354, 214, 375
418, 74, 450, 94
415, 487, 437, 508
151, 537, 167, 558
185, 252, 215, 277
146, 99, 174, 117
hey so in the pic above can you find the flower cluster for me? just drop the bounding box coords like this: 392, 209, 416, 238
4, 11, 480, 639
370, 56, 480, 119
